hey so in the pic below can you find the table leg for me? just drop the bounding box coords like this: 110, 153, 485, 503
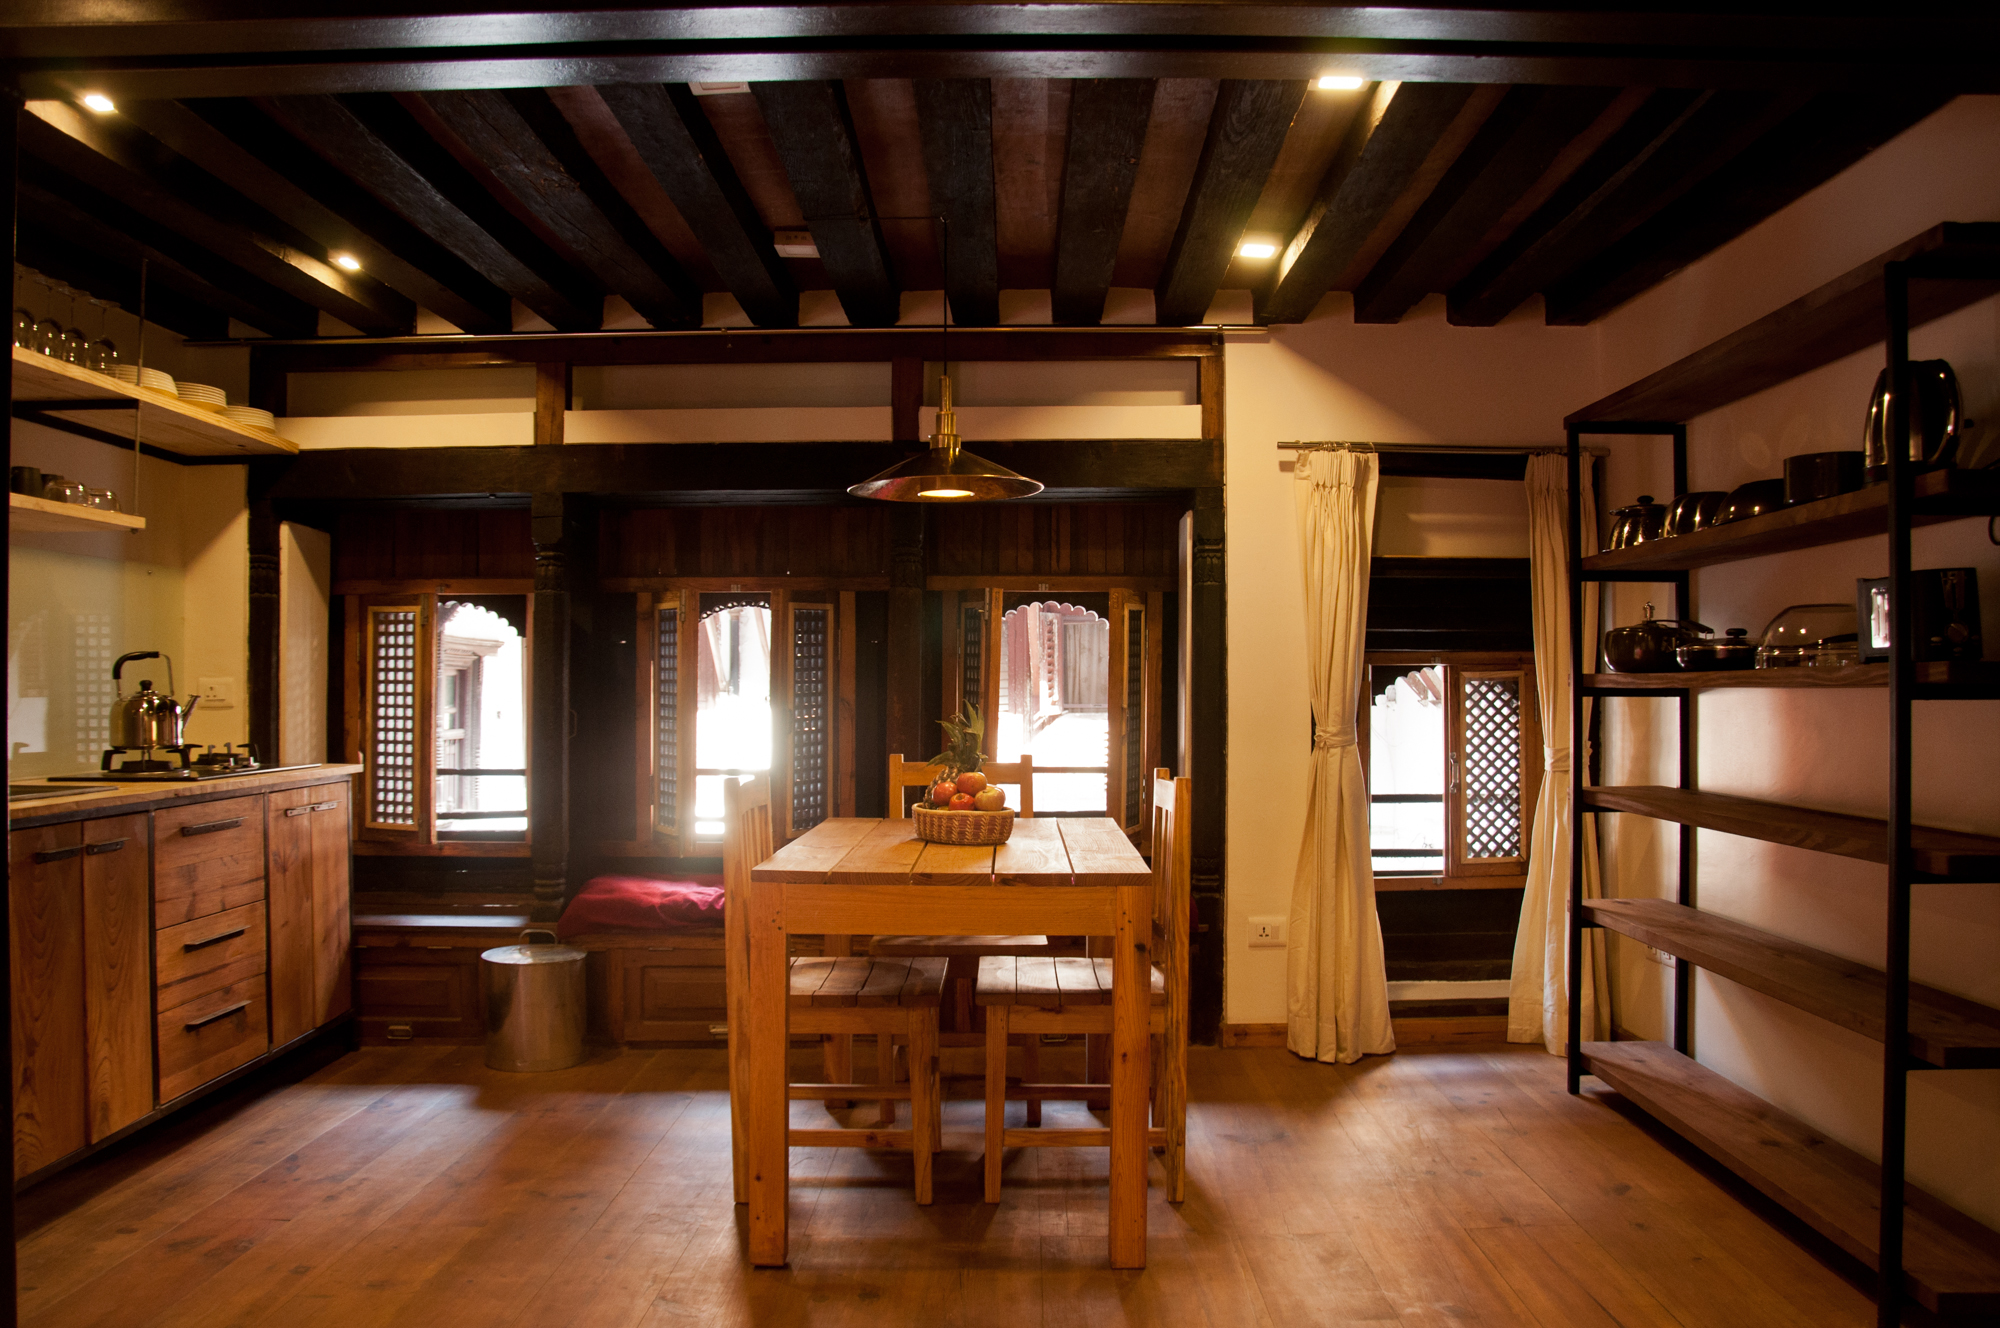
1109, 880, 1150, 1269
747, 878, 790, 1266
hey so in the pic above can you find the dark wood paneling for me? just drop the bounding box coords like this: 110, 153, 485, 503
597, 506, 890, 581
752, 80, 899, 328
1052, 79, 1155, 326
1155, 79, 1307, 326
928, 503, 1184, 580
332, 508, 533, 584
912, 79, 999, 327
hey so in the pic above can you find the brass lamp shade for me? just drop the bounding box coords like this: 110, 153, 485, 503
847, 373, 1043, 502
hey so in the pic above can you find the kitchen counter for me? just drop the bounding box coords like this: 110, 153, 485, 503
8, 764, 362, 827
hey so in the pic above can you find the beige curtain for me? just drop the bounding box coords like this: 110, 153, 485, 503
1286, 448, 1395, 1064
1509, 452, 1610, 1053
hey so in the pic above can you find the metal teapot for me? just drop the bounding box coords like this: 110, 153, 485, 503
111, 651, 200, 749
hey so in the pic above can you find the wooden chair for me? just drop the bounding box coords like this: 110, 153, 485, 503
977, 769, 1191, 1203
886, 752, 1034, 819
723, 775, 946, 1205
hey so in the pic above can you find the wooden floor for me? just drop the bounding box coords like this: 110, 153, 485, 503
15, 1042, 1882, 1327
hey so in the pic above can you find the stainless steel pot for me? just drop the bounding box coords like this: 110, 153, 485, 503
1606, 495, 1666, 550
1863, 358, 1960, 478
482, 929, 588, 1072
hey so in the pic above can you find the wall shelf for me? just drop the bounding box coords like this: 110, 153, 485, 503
1585, 899, 2000, 1067
1581, 1041, 2000, 1320
11, 347, 297, 458
1584, 662, 2000, 694
1566, 222, 2000, 428
9, 491, 145, 535
1581, 469, 2000, 576
1582, 785, 2000, 879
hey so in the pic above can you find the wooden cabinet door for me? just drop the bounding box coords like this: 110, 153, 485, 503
81, 815, 153, 1141
10, 824, 87, 1178
310, 786, 353, 1025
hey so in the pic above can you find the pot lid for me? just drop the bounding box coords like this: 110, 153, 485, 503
482, 932, 586, 965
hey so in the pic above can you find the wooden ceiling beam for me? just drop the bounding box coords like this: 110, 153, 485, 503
751, 80, 899, 327
1544, 89, 1953, 325
264, 94, 604, 331
22, 100, 415, 336
421, 89, 703, 330
130, 98, 514, 336
912, 79, 999, 328
596, 82, 797, 328
1257, 83, 1484, 324
17, 163, 319, 338
15, 212, 230, 342
1155, 79, 1307, 326
1350, 85, 1620, 325
1051, 78, 1155, 326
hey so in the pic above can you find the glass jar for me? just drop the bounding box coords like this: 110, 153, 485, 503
1756, 603, 1860, 668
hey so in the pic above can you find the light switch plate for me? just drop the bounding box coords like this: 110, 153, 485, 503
197, 676, 236, 709
1248, 915, 1285, 948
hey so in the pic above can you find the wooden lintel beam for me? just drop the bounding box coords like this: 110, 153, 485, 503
1544, 89, 1952, 325
417, 90, 701, 331
263, 440, 1221, 503
264, 94, 603, 331
1052, 78, 1155, 326
22, 100, 415, 336
596, 81, 797, 329
146, 98, 514, 335
752, 79, 899, 328
912, 79, 999, 328
1155, 78, 1307, 327
1258, 82, 1481, 325
1350, 84, 1620, 325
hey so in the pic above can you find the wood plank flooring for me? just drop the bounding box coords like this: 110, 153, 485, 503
17, 1043, 1880, 1326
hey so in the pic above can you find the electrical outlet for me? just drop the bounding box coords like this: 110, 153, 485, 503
197, 676, 236, 710
1648, 946, 1676, 967
1248, 916, 1285, 948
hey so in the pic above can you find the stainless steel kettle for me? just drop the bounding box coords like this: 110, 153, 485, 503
111, 651, 200, 749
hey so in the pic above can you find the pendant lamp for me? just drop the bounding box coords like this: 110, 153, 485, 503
847, 372, 1043, 501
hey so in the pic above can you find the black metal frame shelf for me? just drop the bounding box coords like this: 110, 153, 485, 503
1562, 222, 2000, 1326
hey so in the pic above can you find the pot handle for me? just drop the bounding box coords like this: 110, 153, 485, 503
519, 928, 560, 947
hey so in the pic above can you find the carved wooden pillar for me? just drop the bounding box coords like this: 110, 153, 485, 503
1187, 488, 1226, 1044
885, 506, 926, 767
244, 473, 282, 765
529, 492, 573, 921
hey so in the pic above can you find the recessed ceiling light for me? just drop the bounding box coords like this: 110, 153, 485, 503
1316, 75, 1365, 92
332, 253, 362, 272
689, 81, 751, 97
82, 93, 116, 114
772, 228, 819, 258
1237, 242, 1278, 260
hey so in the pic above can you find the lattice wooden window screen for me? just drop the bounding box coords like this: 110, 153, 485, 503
366, 605, 421, 829
1458, 676, 1523, 859
959, 601, 984, 718
655, 602, 679, 836
790, 605, 831, 835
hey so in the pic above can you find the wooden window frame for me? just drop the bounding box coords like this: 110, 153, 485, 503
1360, 650, 1540, 893
344, 589, 533, 858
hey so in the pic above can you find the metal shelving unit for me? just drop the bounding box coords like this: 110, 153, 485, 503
1562, 223, 2000, 1325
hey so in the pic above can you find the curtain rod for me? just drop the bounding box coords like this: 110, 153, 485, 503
1275, 441, 1608, 456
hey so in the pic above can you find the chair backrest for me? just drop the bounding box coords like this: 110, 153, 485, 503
721, 773, 774, 971
887, 753, 1034, 817
1150, 768, 1192, 1005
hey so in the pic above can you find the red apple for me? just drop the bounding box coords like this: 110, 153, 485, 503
956, 771, 988, 795
929, 781, 957, 807
972, 786, 1005, 812
948, 792, 975, 811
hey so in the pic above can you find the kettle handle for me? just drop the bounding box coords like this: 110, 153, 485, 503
111, 651, 159, 687
519, 928, 560, 947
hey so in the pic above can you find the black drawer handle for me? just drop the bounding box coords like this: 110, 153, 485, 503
184, 928, 246, 953
181, 817, 245, 838
184, 1000, 250, 1030
86, 839, 127, 856
32, 846, 82, 864
283, 801, 342, 818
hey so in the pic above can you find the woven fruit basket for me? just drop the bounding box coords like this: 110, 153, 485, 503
911, 805, 1016, 845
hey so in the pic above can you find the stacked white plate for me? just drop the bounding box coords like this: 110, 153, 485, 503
176, 382, 228, 412
221, 405, 276, 432
112, 364, 177, 394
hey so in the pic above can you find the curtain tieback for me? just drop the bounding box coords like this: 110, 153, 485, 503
1544, 745, 1570, 774
1314, 728, 1356, 752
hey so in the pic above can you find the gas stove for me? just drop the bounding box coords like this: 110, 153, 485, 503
46, 764, 322, 784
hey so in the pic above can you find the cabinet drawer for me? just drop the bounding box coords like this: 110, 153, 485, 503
155, 796, 266, 925
355, 949, 484, 1043
156, 901, 268, 1004
157, 976, 269, 1104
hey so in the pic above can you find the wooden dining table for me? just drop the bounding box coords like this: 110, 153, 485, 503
746, 814, 1155, 1268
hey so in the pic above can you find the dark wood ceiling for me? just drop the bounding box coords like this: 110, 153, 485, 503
5, 5, 1978, 340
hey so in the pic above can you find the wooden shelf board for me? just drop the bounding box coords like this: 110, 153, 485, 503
9, 491, 145, 534
1582, 469, 2000, 575
1583, 1041, 2000, 1318
11, 347, 297, 459
1581, 785, 2000, 879
1585, 661, 2000, 693
1585, 899, 2000, 1068
1566, 223, 2000, 428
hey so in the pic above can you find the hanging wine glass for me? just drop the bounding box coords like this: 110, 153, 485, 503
31, 274, 62, 357
60, 285, 88, 366
13, 305, 33, 351
88, 297, 118, 374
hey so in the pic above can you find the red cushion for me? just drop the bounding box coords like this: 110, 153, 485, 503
558, 874, 724, 938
